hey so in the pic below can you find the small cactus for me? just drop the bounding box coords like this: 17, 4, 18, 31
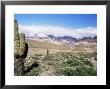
14, 20, 28, 76
47, 49, 49, 56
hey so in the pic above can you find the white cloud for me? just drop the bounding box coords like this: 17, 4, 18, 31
19, 25, 97, 38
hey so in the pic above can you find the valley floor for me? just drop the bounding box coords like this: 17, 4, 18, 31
24, 48, 97, 76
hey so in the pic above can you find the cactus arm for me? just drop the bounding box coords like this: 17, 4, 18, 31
19, 33, 26, 57
14, 20, 19, 41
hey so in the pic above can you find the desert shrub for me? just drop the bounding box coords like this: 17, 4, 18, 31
57, 67, 75, 76
57, 66, 96, 76
74, 66, 96, 76
81, 59, 93, 67
78, 52, 96, 60
48, 61, 54, 66
78, 55, 86, 60
66, 58, 82, 66
45, 54, 55, 61
25, 67, 41, 76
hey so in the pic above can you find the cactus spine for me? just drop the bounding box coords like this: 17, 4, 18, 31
14, 20, 28, 76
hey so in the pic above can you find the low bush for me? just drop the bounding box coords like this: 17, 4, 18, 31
81, 59, 93, 67
74, 66, 96, 76
66, 58, 82, 66
57, 67, 75, 76
25, 67, 41, 76
57, 66, 96, 76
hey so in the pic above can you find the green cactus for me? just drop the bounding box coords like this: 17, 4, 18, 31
47, 49, 49, 56
14, 40, 20, 58
19, 33, 26, 57
14, 20, 28, 76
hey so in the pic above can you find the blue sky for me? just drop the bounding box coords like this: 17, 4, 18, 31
14, 14, 97, 29
14, 14, 97, 38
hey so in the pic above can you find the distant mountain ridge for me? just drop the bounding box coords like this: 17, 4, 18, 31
26, 33, 97, 44
78, 36, 97, 42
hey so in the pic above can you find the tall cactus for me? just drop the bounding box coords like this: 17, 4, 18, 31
14, 20, 28, 76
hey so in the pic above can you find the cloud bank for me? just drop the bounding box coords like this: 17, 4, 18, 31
19, 25, 97, 39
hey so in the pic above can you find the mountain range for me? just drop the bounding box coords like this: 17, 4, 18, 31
26, 33, 97, 44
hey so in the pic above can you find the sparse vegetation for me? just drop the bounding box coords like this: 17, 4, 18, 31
23, 51, 97, 76
15, 37, 97, 76
25, 67, 42, 76
57, 66, 96, 76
